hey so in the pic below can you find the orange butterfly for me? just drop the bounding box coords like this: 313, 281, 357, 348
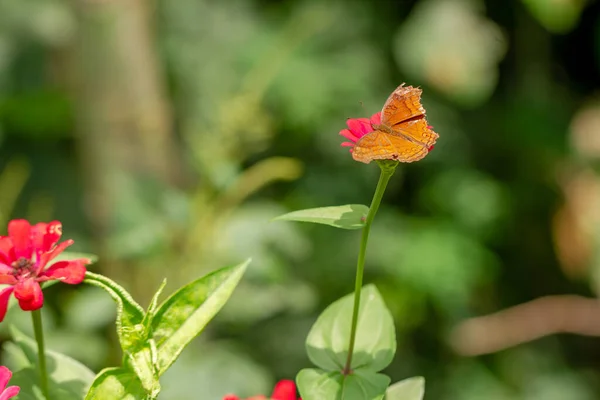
351, 84, 439, 164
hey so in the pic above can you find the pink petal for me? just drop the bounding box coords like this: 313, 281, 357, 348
339, 129, 359, 143
0, 386, 19, 400
0, 366, 12, 391
341, 142, 354, 147
32, 221, 62, 253
0, 238, 13, 266
14, 279, 43, 311
346, 118, 373, 137
272, 380, 298, 400
370, 112, 382, 125
0, 287, 14, 322
7, 220, 32, 260
0, 264, 12, 275
222, 396, 241, 400
39, 260, 88, 284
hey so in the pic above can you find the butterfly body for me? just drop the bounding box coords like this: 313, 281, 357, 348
352, 84, 439, 164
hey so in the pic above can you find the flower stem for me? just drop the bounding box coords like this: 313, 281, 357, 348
342, 161, 396, 375
32, 309, 50, 399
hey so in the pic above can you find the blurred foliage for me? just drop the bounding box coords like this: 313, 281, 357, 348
0, 0, 599, 398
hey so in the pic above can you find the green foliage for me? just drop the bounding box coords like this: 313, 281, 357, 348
4, 326, 95, 400
150, 260, 249, 375
84, 272, 146, 352
298, 285, 395, 399
297, 368, 390, 400
84, 260, 249, 399
522, 0, 587, 33
305, 285, 395, 372
385, 377, 425, 400
84, 368, 147, 400
274, 205, 369, 230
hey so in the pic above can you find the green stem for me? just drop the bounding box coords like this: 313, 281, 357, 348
343, 161, 396, 375
32, 309, 50, 399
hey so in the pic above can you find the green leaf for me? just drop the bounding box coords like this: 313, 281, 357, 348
85, 367, 148, 400
306, 284, 395, 372
296, 368, 389, 400
151, 259, 249, 375
273, 205, 369, 230
126, 344, 160, 398
83, 273, 160, 395
296, 368, 341, 399
84, 272, 145, 352
386, 377, 425, 400
5, 326, 96, 400
146, 279, 167, 320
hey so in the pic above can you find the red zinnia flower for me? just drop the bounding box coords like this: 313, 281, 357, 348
0, 219, 90, 321
223, 379, 301, 400
339, 112, 381, 150
0, 366, 20, 399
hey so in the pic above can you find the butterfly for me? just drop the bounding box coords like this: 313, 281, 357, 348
352, 84, 439, 164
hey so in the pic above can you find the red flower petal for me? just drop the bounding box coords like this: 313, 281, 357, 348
7, 220, 32, 260
0, 263, 13, 275
0, 386, 19, 400
41, 221, 63, 253
36, 239, 74, 273
272, 380, 298, 400
0, 287, 14, 322
39, 260, 88, 284
346, 118, 373, 138
0, 238, 13, 266
13, 279, 43, 311
0, 274, 17, 285
339, 113, 380, 150
222, 396, 241, 400
339, 129, 359, 143
0, 366, 11, 392
370, 112, 382, 125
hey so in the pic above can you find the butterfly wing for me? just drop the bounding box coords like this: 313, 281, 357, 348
396, 118, 439, 149
352, 130, 429, 164
380, 84, 426, 127
380, 84, 439, 149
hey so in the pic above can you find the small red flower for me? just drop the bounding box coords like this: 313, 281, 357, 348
223, 380, 301, 400
339, 112, 381, 150
0, 219, 90, 321
0, 366, 20, 399
339, 112, 435, 152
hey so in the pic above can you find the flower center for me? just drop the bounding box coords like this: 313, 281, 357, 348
11, 257, 35, 278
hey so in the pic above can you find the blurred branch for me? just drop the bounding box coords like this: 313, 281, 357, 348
182, 157, 303, 267
218, 157, 303, 213
449, 295, 600, 356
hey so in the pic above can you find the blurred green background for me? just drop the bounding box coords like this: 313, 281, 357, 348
0, 0, 599, 398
